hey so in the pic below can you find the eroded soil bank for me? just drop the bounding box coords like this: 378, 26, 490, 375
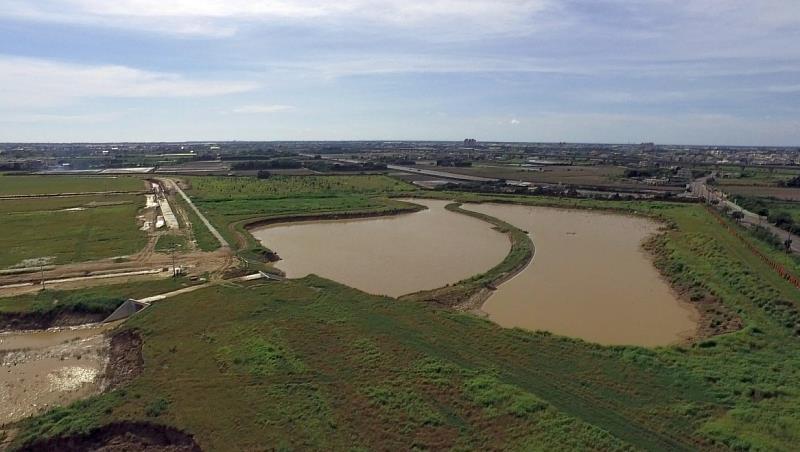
16, 422, 200, 452
464, 203, 698, 346
251, 199, 511, 297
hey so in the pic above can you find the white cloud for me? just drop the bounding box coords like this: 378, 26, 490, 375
231, 104, 295, 114
0, 0, 556, 37
0, 112, 120, 124
510, 118, 521, 125
0, 56, 257, 108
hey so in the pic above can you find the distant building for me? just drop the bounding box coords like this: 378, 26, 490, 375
671, 168, 694, 183
463, 138, 477, 146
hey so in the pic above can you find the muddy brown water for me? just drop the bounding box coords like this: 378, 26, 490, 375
464, 203, 698, 346
251, 199, 511, 297
1, 323, 115, 425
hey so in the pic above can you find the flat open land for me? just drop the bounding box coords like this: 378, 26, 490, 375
181, 175, 418, 248
716, 184, 800, 201
5, 175, 800, 451
0, 193, 148, 268
0, 175, 143, 196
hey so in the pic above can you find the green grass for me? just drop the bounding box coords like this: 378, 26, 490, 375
185, 174, 412, 201
0, 175, 144, 196
168, 193, 219, 252
155, 234, 190, 253
11, 186, 800, 451
734, 195, 800, 223
0, 194, 148, 268
13, 278, 710, 450
180, 175, 419, 252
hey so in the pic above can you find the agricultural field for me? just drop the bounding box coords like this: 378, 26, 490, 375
0, 174, 144, 196
712, 166, 800, 200
0, 193, 148, 268
185, 174, 411, 200
10, 186, 800, 451
718, 185, 800, 201
182, 175, 419, 247
711, 166, 800, 187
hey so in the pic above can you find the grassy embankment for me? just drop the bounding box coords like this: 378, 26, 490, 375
401, 202, 534, 308
10, 178, 800, 450
0, 188, 148, 268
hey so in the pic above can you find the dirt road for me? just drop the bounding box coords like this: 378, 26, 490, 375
160, 178, 230, 248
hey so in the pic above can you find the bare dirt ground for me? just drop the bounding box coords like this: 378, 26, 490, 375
0, 248, 232, 297
0, 323, 118, 425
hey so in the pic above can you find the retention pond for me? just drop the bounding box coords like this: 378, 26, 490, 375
252, 199, 697, 346
251, 199, 510, 297
464, 203, 697, 346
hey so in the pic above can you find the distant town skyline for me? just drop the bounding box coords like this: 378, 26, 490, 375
1, 1, 799, 145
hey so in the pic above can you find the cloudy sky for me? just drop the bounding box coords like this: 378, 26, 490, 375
1, 0, 799, 145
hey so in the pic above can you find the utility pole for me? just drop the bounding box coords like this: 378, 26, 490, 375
171, 246, 177, 277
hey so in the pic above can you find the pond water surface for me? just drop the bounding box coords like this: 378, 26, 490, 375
253, 199, 697, 346
465, 203, 697, 346
251, 199, 511, 297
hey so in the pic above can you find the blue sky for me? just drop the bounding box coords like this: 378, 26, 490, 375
0, 1, 798, 145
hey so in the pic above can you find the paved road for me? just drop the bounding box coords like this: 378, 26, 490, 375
385, 164, 498, 182
161, 178, 231, 249
690, 175, 800, 253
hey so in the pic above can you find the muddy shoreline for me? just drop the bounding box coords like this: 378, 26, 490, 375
0, 311, 107, 332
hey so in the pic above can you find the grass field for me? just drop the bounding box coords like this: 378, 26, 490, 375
10, 179, 800, 450
155, 234, 191, 253
0, 193, 148, 268
0, 175, 144, 196
183, 175, 419, 248
711, 166, 800, 187
185, 175, 411, 200
0, 176, 150, 268
13, 277, 713, 450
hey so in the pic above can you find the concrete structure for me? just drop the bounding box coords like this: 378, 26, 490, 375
156, 196, 179, 229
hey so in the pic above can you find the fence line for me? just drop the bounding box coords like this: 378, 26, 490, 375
705, 206, 800, 289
